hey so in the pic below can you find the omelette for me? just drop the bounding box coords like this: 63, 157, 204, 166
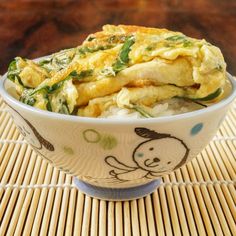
7, 25, 227, 117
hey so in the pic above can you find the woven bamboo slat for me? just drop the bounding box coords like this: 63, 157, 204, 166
0, 96, 235, 236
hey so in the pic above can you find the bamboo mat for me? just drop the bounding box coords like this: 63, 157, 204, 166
0, 95, 235, 236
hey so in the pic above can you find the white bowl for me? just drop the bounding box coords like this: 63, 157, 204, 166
1, 72, 236, 200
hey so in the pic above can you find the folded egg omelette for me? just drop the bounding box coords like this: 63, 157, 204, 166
7, 25, 227, 117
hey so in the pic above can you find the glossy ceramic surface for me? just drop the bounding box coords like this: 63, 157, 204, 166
1, 73, 236, 200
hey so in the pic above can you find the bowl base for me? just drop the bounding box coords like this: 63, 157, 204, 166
73, 178, 162, 201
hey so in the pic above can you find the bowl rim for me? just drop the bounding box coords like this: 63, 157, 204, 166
0, 71, 236, 124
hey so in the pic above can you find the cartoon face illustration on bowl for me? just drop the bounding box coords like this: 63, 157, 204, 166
105, 127, 189, 182
5, 103, 54, 162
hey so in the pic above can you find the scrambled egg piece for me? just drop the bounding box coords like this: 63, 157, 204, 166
78, 85, 185, 117
7, 25, 227, 117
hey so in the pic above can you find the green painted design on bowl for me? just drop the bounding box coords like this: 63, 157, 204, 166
99, 135, 118, 150
83, 129, 101, 143
83, 129, 118, 150
63, 146, 74, 155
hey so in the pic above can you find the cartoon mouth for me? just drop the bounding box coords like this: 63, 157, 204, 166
144, 159, 160, 167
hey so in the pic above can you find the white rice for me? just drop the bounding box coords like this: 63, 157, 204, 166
99, 98, 204, 119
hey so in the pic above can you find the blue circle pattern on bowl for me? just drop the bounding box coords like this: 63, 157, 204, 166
191, 123, 203, 136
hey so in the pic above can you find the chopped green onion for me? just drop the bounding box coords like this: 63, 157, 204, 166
59, 102, 70, 114
70, 69, 93, 80
215, 64, 223, 71
166, 35, 186, 41
166, 35, 192, 47
176, 97, 207, 107
132, 105, 153, 118
29, 69, 93, 96
7, 59, 20, 82
111, 36, 135, 74
183, 40, 193, 47
145, 45, 154, 51
20, 96, 36, 106
15, 75, 24, 87
87, 36, 96, 41
78, 45, 113, 55
119, 36, 135, 64
192, 88, 222, 101
38, 58, 52, 66
45, 94, 52, 111
27, 97, 36, 106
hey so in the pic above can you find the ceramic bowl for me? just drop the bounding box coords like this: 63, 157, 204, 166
1, 73, 236, 200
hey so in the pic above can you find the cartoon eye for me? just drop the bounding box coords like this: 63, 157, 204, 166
136, 152, 144, 157
149, 147, 154, 151
153, 158, 160, 162
167, 161, 171, 164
